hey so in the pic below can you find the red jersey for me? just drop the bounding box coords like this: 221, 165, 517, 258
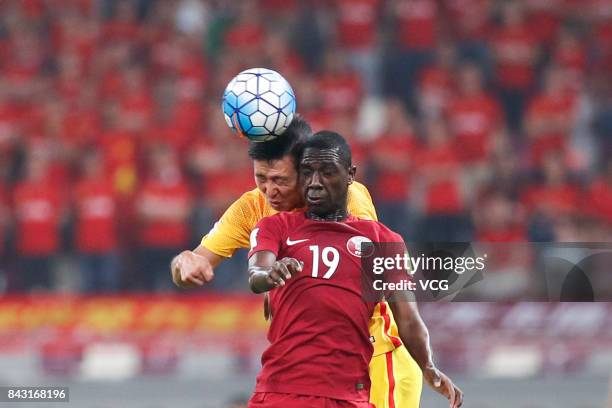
447, 92, 501, 163
248, 212, 403, 401
491, 25, 537, 89
138, 179, 192, 248
13, 181, 62, 256
395, 0, 438, 49
0, 184, 6, 256
74, 179, 118, 253
336, 0, 381, 49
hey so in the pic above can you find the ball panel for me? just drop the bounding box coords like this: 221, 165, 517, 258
269, 81, 287, 96
258, 78, 271, 93
231, 80, 247, 95
240, 99, 259, 116
223, 91, 239, 109
258, 98, 278, 116
284, 112, 294, 128
245, 78, 259, 95
279, 92, 293, 110
236, 112, 253, 133
250, 111, 267, 127
264, 112, 280, 133
260, 91, 281, 109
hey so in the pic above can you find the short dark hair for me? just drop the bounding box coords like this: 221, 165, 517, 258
300, 130, 352, 167
247, 113, 312, 162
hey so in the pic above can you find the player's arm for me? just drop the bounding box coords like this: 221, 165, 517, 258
248, 251, 302, 294
387, 286, 464, 408
170, 191, 257, 288
247, 216, 303, 293
171, 245, 223, 287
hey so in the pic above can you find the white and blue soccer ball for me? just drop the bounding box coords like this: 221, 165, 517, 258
222, 68, 296, 142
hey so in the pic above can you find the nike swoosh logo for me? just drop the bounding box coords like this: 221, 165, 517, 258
286, 238, 309, 246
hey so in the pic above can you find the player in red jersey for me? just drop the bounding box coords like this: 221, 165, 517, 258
247, 131, 463, 408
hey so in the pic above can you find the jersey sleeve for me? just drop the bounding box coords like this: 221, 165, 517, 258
247, 215, 285, 258
347, 182, 378, 221
200, 191, 259, 258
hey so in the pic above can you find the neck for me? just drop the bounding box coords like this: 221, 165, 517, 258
306, 208, 349, 222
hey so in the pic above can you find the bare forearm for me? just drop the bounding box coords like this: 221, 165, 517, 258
389, 301, 435, 371
399, 315, 434, 370
247, 254, 301, 294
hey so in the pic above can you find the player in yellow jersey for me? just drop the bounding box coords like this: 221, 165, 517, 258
171, 115, 463, 408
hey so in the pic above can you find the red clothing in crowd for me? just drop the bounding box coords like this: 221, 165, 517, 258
447, 92, 501, 163
0, 101, 18, 152
395, 0, 439, 49
150, 125, 194, 158
102, 16, 140, 43
99, 70, 124, 101
260, 0, 298, 14
74, 179, 118, 253
335, 0, 381, 50
418, 65, 454, 117
491, 24, 537, 89
371, 133, 416, 202
0, 184, 6, 256
138, 179, 191, 248
318, 72, 362, 114
225, 22, 265, 52
477, 227, 526, 242
176, 54, 208, 100
521, 183, 579, 217
204, 169, 254, 216
593, 18, 612, 71
169, 100, 203, 140
416, 143, 464, 215
525, 0, 561, 46
552, 39, 587, 91
99, 130, 139, 194
447, 0, 492, 41
120, 91, 154, 127
61, 108, 102, 149
587, 179, 612, 223
526, 92, 575, 165
13, 181, 62, 256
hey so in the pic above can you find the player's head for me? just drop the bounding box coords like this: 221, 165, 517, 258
247, 114, 311, 211
298, 130, 356, 217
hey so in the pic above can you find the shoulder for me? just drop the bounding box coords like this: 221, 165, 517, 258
223, 188, 266, 221
234, 188, 264, 210
258, 211, 303, 228
347, 181, 378, 221
348, 181, 372, 198
348, 217, 403, 243
254, 212, 304, 237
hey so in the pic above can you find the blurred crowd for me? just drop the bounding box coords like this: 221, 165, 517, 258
0, 0, 611, 293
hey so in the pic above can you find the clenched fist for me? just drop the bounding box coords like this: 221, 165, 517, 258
171, 250, 215, 288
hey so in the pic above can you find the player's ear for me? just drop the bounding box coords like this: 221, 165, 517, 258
348, 165, 356, 184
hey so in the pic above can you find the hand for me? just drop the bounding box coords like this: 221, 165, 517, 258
423, 365, 463, 408
266, 257, 303, 288
171, 250, 214, 288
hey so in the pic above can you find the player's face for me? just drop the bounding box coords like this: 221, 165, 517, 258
253, 156, 303, 211
299, 147, 356, 216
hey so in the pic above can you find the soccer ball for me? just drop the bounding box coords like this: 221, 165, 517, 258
222, 68, 296, 142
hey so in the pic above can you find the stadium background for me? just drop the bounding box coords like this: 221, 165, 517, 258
0, 0, 611, 406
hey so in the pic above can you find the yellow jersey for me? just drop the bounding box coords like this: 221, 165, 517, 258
201, 181, 401, 356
